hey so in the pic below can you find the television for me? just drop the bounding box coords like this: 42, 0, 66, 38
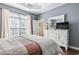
56, 22, 69, 29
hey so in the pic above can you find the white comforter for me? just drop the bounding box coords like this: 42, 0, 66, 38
0, 35, 63, 55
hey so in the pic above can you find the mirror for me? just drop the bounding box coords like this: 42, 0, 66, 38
48, 15, 65, 29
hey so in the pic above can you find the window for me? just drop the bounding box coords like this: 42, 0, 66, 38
9, 12, 27, 37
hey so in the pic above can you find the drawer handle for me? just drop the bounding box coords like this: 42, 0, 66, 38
63, 42, 64, 44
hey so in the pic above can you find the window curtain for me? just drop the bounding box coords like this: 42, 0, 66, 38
38, 19, 45, 36
1, 9, 10, 38
25, 15, 32, 35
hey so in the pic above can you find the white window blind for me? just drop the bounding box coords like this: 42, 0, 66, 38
8, 12, 31, 37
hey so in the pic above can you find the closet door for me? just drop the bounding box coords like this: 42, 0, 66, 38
25, 15, 32, 35
33, 20, 39, 35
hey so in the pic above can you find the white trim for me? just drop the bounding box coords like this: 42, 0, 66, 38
69, 46, 79, 51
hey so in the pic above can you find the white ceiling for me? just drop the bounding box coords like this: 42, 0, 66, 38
3, 3, 66, 15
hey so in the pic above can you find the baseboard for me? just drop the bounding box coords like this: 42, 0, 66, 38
69, 46, 79, 51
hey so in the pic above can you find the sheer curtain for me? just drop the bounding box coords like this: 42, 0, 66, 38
1, 9, 32, 38
25, 15, 32, 35
1, 9, 10, 38
38, 19, 45, 36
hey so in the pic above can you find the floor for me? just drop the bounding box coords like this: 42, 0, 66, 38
61, 47, 79, 55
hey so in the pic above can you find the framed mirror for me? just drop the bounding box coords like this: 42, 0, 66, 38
48, 15, 65, 29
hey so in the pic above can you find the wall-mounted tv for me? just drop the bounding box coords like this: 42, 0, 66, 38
56, 22, 69, 29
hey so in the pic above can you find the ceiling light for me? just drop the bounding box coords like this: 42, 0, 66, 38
19, 3, 42, 9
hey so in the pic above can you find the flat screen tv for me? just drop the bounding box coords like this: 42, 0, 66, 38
56, 22, 69, 29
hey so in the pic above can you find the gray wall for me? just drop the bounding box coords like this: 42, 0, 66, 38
40, 3, 79, 48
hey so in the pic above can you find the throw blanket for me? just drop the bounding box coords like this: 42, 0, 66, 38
0, 35, 63, 55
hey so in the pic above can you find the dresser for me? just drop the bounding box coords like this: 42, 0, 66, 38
44, 29, 69, 50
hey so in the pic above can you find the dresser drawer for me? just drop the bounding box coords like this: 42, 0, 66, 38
44, 29, 68, 50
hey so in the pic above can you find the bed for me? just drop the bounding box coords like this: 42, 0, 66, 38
0, 35, 63, 55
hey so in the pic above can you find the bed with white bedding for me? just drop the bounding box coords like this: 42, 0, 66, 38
0, 35, 63, 55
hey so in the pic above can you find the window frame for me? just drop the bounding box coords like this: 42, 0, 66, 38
9, 12, 27, 37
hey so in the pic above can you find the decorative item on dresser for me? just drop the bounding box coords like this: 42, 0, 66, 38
44, 15, 69, 51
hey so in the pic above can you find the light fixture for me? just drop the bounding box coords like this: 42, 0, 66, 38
19, 3, 42, 9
